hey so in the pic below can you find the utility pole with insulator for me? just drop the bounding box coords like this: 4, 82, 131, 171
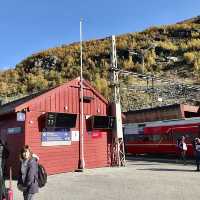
110, 35, 126, 167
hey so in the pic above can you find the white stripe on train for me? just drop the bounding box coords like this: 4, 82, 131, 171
126, 144, 193, 146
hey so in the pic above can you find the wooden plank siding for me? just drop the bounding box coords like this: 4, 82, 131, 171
0, 114, 25, 177
2, 78, 112, 176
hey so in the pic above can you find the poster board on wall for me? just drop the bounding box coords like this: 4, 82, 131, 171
41, 131, 71, 146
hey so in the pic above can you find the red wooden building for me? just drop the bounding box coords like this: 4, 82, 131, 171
0, 78, 112, 177
125, 104, 200, 123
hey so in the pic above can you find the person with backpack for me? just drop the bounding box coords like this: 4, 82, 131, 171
17, 145, 39, 200
0, 139, 9, 200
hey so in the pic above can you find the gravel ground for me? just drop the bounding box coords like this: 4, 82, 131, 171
6, 158, 200, 200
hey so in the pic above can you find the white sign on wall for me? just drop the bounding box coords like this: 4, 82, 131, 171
7, 127, 22, 134
71, 131, 79, 141
17, 112, 25, 121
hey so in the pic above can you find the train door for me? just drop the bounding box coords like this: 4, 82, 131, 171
144, 126, 173, 154
143, 133, 160, 154
156, 128, 174, 154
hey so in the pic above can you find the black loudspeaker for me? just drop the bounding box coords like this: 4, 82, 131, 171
92, 116, 114, 129
46, 112, 77, 128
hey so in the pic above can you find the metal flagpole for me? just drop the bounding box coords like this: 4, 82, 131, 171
78, 18, 85, 170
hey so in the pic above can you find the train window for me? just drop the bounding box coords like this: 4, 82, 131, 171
143, 136, 149, 142
172, 132, 199, 142
186, 133, 198, 142
161, 134, 171, 141
125, 134, 164, 142
124, 134, 131, 142
142, 135, 161, 142
152, 135, 161, 142
138, 124, 145, 127
137, 134, 145, 141
173, 133, 184, 142
124, 134, 144, 142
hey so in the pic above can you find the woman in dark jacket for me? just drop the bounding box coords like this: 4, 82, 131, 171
18, 145, 39, 200
0, 139, 9, 199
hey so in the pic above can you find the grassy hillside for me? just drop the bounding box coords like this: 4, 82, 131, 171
1, 16, 200, 111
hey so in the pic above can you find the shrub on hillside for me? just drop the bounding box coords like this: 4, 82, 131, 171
184, 52, 195, 64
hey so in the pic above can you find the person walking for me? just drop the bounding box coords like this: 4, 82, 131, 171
176, 137, 181, 162
178, 136, 187, 165
194, 138, 200, 171
17, 145, 39, 200
0, 139, 9, 200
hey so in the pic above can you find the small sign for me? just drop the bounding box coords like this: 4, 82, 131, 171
91, 131, 102, 139
71, 131, 79, 141
7, 127, 22, 134
17, 112, 25, 122
41, 131, 71, 146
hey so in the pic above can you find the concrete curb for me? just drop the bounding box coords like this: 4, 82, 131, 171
126, 155, 196, 165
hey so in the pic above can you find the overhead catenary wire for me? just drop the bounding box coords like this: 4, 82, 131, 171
116, 68, 200, 110
118, 68, 200, 92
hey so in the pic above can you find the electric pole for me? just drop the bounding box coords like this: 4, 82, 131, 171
110, 35, 126, 167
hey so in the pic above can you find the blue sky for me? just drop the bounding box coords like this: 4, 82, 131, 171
0, 0, 199, 69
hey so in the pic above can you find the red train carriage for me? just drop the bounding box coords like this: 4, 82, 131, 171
124, 117, 200, 157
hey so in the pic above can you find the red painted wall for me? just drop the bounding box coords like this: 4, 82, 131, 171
5, 80, 112, 176
0, 113, 25, 177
